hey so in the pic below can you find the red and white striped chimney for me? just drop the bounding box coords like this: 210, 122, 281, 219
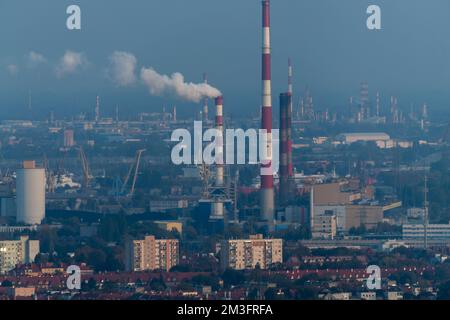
260, 0, 274, 221
203, 73, 209, 123
215, 96, 224, 187
288, 58, 293, 95
211, 96, 225, 220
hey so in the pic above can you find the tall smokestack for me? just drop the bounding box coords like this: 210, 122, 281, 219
360, 82, 369, 119
211, 96, 224, 220
288, 58, 293, 96
279, 92, 292, 206
287, 58, 293, 179
260, 0, 274, 221
95, 95, 100, 122
215, 96, 224, 188
376, 92, 380, 117
203, 73, 209, 123
173, 106, 177, 123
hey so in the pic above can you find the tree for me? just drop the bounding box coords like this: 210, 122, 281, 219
82, 278, 97, 291
192, 274, 220, 291
149, 275, 166, 291
1, 280, 13, 287
437, 280, 450, 300
295, 287, 319, 300
388, 271, 418, 285
264, 288, 278, 300
184, 225, 199, 241
222, 269, 246, 288
38, 227, 58, 253
99, 214, 127, 242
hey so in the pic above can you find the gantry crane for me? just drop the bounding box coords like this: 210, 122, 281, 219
43, 153, 56, 193
121, 149, 145, 197
78, 146, 91, 190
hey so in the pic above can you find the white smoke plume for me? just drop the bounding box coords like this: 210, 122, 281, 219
27, 51, 47, 67
140, 67, 221, 102
56, 51, 87, 78
107, 51, 137, 87
7, 64, 18, 76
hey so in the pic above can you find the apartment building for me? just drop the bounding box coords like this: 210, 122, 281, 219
220, 234, 283, 270
0, 236, 40, 274
125, 235, 179, 272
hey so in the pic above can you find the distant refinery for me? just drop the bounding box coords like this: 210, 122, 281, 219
0, 0, 437, 233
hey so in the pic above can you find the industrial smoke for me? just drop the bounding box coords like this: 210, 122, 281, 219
140, 67, 221, 103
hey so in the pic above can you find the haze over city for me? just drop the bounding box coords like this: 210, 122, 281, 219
1, 0, 450, 119
1, 0, 450, 305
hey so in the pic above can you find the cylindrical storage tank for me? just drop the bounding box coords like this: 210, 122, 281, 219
210, 201, 224, 220
16, 164, 45, 225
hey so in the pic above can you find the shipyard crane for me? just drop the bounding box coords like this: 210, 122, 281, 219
78, 146, 91, 189
56, 149, 68, 176
121, 149, 145, 197
43, 153, 56, 193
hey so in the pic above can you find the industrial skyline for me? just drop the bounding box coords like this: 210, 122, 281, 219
1, 0, 450, 304
2, 0, 450, 118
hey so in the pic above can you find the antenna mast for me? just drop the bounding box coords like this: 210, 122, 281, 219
424, 175, 429, 249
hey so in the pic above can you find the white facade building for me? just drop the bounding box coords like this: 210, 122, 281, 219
0, 236, 39, 274
403, 222, 450, 247
313, 205, 346, 233
220, 235, 283, 270
336, 132, 390, 145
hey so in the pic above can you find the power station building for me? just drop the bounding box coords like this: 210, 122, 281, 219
16, 161, 46, 225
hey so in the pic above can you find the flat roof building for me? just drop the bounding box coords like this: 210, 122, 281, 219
0, 236, 40, 274
220, 235, 283, 270
403, 222, 450, 247
125, 235, 179, 272
336, 132, 390, 144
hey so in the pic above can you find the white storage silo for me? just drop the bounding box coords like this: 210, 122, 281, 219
16, 161, 46, 225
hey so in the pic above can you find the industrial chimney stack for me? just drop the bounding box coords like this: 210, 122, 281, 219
203, 73, 209, 123
287, 59, 293, 180
95, 95, 100, 122
260, 0, 275, 222
210, 96, 225, 220
279, 93, 293, 206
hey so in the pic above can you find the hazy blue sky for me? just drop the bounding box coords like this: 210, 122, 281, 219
1, 0, 450, 119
